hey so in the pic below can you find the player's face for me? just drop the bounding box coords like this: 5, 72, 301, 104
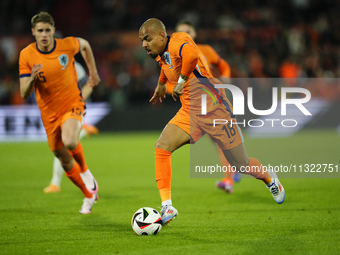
139, 27, 166, 59
32, 22, 55, 52
176, 24, 196, 40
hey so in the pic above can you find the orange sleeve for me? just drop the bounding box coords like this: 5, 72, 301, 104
180, 43, 199, 77
158, 68, 168, 84
65, 37, 81, 56
18, 49, 31, 78
216, 59, 231, 78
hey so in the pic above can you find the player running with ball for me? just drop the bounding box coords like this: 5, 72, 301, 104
139, 18, 285, 226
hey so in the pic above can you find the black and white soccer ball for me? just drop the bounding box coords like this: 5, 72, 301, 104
131, 207, 162, 235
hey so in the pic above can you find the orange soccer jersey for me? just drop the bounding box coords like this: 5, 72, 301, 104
165, 42, 230, 94
19, 37, 85, 128
157, 32, 230, 114
19, 37, 85, 150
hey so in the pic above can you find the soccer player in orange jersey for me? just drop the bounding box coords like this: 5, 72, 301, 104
19, 12, 100, 214
139, 18, 285, 226
43, 61, 99, 194
174, 20, 240, 193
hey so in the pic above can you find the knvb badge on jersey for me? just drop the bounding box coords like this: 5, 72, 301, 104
58, 54, 69, 70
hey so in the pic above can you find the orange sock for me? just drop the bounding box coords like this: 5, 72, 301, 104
222, 178, 233, 185
155, 148, 172, 202
65, 162, 92, 198
69, 142, 88, 173
244, 157, 272, 185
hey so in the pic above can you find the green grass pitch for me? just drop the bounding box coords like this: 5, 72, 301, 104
0, 130, 339, 254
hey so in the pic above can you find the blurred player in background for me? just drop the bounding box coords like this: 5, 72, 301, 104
43, 61, 99, 194
139, 18, 285, 226
19, 12, 100, 214
173, 20, 240, 193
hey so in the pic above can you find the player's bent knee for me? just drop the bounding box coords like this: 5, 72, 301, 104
155, 140, 168, 150
63, 140, 78, 151
155, 138, 175, 152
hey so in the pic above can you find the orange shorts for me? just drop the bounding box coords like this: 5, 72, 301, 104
44, 103, 85, 151
168, 106, 244, 151
168, 108, 191, 136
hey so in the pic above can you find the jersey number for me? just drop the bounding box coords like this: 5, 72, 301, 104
222, 122, 236, 138
37, 72, 46, 83
72, 108, 83, 116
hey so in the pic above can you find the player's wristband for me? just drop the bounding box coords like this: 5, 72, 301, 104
178, 76, 186, 85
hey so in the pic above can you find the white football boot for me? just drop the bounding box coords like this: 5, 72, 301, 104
80, 169, 98, 194
79, 193, 98, 214
161, 205, 178, 226
267, 170, 285, 204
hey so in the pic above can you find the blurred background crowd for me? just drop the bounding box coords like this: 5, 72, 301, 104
0, 0, 339, 107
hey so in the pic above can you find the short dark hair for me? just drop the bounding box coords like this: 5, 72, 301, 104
31, 12, 54, 28
175, 20, 196, 30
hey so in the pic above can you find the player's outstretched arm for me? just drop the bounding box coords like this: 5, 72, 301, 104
149, 82, 167, 104
20, 64, 42, 99
78, 37, 100, 89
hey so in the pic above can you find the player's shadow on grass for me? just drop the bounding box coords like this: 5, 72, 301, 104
71, 215, 132, 235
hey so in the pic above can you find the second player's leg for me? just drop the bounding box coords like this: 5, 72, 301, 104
222, 143, 285, 204
62, 116, 99, 194
62, 117, 91, 173
53, 146, 97, 213
62, 118, 82, 150
222, 143, 249, 171
44, 123, 99, 193
223, 143, 272, 181
53, 146, 74, 171
215, 145, 240, 193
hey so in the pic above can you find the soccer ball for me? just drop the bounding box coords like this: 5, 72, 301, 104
131, 207, 162, 235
